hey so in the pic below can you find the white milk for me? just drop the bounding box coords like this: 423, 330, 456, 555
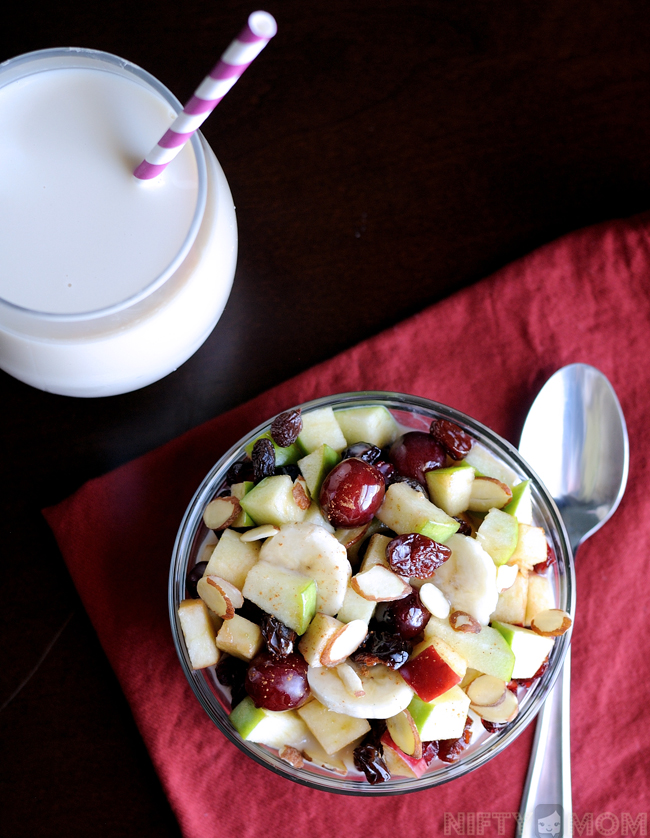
0, 49, 237, 397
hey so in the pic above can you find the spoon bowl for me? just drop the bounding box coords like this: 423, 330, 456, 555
519, 363, 629, 553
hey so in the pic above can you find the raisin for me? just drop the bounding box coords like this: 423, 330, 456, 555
226, 459, 254, 485
453, 516, 473, 536
422, 740, 440, 765
274, 464, 301, 480
392, 474, 429, 497
429, 418, 474, 460
216, 655, 248, 708
252, 438, 276, 483
185, 561, 208, 598
342, 442, 382, 464
386, 533, 451, 578
353, 742, 391, 784
270, 409, 303, 447
237, 599, 266, 625
351, 630, 411, 669
260, 614, 297, 657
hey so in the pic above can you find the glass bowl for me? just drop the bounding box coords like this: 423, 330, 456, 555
169, 391, 575, 794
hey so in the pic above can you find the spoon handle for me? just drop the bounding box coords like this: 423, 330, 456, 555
517, 646, 572, 838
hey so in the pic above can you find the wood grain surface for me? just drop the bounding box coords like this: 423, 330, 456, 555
1, 1, 649, 835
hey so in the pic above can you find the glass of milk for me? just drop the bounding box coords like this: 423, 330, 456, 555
0, 48, 237, 397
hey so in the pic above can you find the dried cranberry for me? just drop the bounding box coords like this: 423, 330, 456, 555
534, 543, 557, 573
342, 442, 382, 464
260, 614, 297, 657
270, 409, 303, 447
353, 742, 391, 784
481, 719, 508, 734
429, 418, 474, 460
422, 740, 440, 765
185, 561, 208, 598
386, 533, 451, 578
351, 630, 411, 669
252, 438, 276, 483
226, 460, 254, 485
437, 715, 473, 762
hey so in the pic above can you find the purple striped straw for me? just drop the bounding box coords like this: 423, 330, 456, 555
133, 11, 277, 180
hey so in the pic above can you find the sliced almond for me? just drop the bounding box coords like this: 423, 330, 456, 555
292, 477, 311, 510
350, 565, 412, 602
531, 608, 572, 637
467, 477, 513, 512
336, 661, 366, 697
197, 575, 244, 619
203, 496, 242, 530
279, 745, 305, 768
418, 582, 451, 619
466, 674, 507, 707
449, 610, 481, 634
239, 524, 280, 542
386, 709, 423, 759
471, 687, 518, 723
321, 619, 368, 666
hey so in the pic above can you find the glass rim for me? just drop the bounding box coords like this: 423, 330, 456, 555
0, 47, 208, 323
169, 390, 576, 795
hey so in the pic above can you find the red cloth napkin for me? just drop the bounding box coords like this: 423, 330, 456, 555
45, 214, 650, 838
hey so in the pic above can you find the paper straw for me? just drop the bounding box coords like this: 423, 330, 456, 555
133, 11, 277, 180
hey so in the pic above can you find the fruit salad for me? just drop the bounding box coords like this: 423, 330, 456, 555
175, 398, 572, 785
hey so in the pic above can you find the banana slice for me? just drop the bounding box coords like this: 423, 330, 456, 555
260, 523, 351, 616
308, 661, 414, 718
431, 533, 498, 625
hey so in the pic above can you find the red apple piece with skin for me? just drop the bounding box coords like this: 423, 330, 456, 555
398, 635, 467, 702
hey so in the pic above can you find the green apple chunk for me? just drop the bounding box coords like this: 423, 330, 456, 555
476, 507, 519, 566
242, 561, 317, 634
297, 698, 370, 755
464, 444, 518, 486
230, 696, 310, 748
298, 407, 347, 454
245, 431, 305, 466
230, 481, 256, 527
491, 620, 555, 679
502, 479, 533, 524
203, 528, 261, 589
334, 406, 399, 448
239, 474, 308, 528
297, 443, 340, 498
424, 615, 515, 682
376, 482, 460, 543
425, 463, 475, 517
408, 685, 470, 741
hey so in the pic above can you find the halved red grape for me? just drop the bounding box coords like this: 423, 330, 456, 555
375, 588, 431, 640
245, 651, 310, 711
319, 457, 385, 528
388, 432, 445, 485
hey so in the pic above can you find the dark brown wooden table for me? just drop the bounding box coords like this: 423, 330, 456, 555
1, 1, 649, 834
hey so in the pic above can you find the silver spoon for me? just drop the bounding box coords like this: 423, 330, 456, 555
517, 363, 629, 837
